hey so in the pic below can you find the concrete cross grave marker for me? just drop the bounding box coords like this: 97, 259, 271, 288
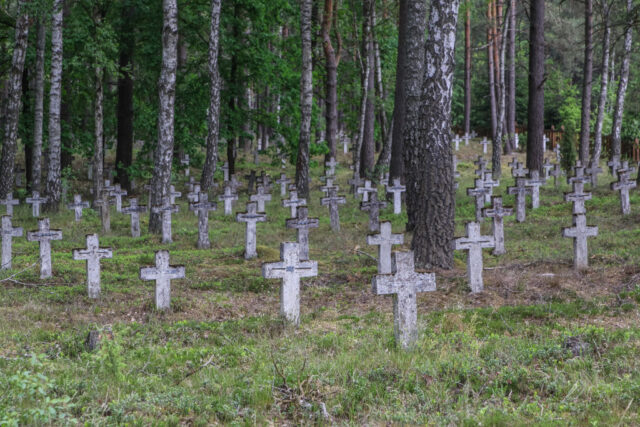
139, 250, 185, 310
567, 164, 590, 187
511, 161, 529, 178
185, 176, 196, 193
275, 173, 291, 197
282, 190, 306, 218
250, 185, 272, 213
285, 206, 319, 260
218, 185, 238, 215
525, 170, 545, 209
0, 194, 19, 216
514, 132, 519, 149
474, 156, 488, 178
554, 144, 561, 162
262, 242, 318, 326
26, 218, 62, 279
26, 191, 47, 217
562, 213, 597, 270
1, 216, 22, 270
367, 221, 404, 274
611, 162, 637, 215
586, 160, 603, 187
221, 162, 230, 181
386, 178, 406, 215
187, 183, 201, 205
453, 134, 461, 151
122, 198, 146, 237
463, 133, 471, 145
325, 157, 338, 176
320, 178, 338, 197
482, 196, 513, 255
93, 189, 113, 233
467, 179, 491, 222
372, 251, 436, 349
110, 184, 128, 213
321, 188, 346, 231
244, 170, 257, 194
152, 200, 179, 244
236, 202, 267, 259
564, 180, 592, 215
103, 180, 115, 195
480, 137, 490, 154
482, 171, 500, 204
543, 134, 549, 152
542, 158, 554, 181
357, 180, 377, 202
257, 172, 272, 192
181, 154, 190, 177
72, 234, 113, 298
508, 156, 519, 171
550, 163, 562, 187
343, 134, 349, 153
228, 175, 242, 193
507, 177, 532, 222
189, 192, 217, 249
608, 155, 621, 179
348, 173, 364, 195
169, 185, 182, 205
454, 222, 495, 293
360, 192, 387, 232
67, 194, 90, 222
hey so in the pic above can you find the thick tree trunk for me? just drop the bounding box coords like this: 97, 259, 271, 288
149, 0, 179, 234
526, 0, 544, 173
295, 0, 313, 199
505, 0, 516, 153
322, 0, 339, 160
464, 5, 472, 136
487, 2, 498, 141
360, 0, 376, 178
611, 0, 633, 159
44, 0, 64, 212
93, 68, 104, 199
592, 3, 610, 165
201, 0, 222, 191
31, 18, 45, 193
0, 1, 29, 199
579, 0, 593, 163
116, 4, 135, 191
405, 0, 459, 269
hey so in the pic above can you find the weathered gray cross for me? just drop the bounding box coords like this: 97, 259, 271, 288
285, 206, 319, 260
356, 180, 376, 202
474, 156, 488, 178
218, 185, 238, 215
367, 221, 404, 274
26, 218, 62, 279
221, 161, 230, 182
508, 156, 519, 172
511, 161, 529, 178
244, 170, 257, 194
320, 178, 338, 197
189, 192, 217, 249
348, 173, 364, 195
0, 194, 19, 216
1, 215, 22, 270
67, 194, 90, 222
542, 158, 554, 181
169, 185, 182, 205
321, 188, 346, 231
185, 176, 196, 193
608, 155, 621, 179
586, 160, 603, 187
467, 178, 491, 222
564, 180, 592, 214
72, 233, 113, 299
122, 197, 146, 237
454, 222, 495, 293
275, 173, 291, 197
453, 134, 461, 151
180, 154, 190, 176
236, 202, 267, 259
610, 161, 637, 215
360, 192, 387, 232
525, 170, 546, 209
482, 196, 513, 255
257, 172, 272, 192
228, 175, 242, 193
480, 137, 490, 154
110, 184, 128, 212
463, 132, 471, 145
282, 189, 306, 218
482, 171, 499, 204
26, 191, 47, 217
567, 164, 590, 186
386, 178, 406, 215
187, 183, 201, 204
140, 250, 185, 310
562, 213, 597, 270
262, 242, 318, 326
325, 157, 338, 176
93, 189, 113, 233
152, 200, 179, 244
372, 251, 436, 349
507, 177, 532, 222
550, 163, 562, 187
250, 185, 272, 213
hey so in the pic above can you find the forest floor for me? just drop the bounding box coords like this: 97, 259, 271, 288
2, 142, 640, 425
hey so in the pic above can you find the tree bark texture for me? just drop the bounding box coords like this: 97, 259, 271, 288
322, 0, 339, 160
31, 19, 45, 193
494, 5, 508, 179
360, 0, 376, 178
505, 0, 516, 153
526, 0, 544, 172
116, 4, 135, 191
295, 0, 313, 199
592, 3, 610, 165
464, 4, 472, 136
404, 0, 460, 269
579, 0, 593, 164
201, 0, 222, 191
487, 1, 498, 140
149, 0, 179, 234
611, 0, 633, 159
93, 67, 104, 199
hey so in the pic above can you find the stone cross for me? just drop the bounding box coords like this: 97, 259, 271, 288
542, 158, 554, 181
26, 218, 62, 279
244, 170, 257, 194
218, 185, 238, 215
93, 189, 112, 233
262, 242, 318, 326
372, 251, 436, 349
122, 197, 146, 238
454, 222, 495, 293
386, 178, 406, 215
586, 160, 603, 187
189, 192, 217, 249
453, 134, 461, 151
110, 184, 128, 213
550, 163, 562, 187
511, 161, 529, 178
508, 156, 519, 171
320, 178, 338, 197
236, 202, 267, 259
567, 165, 590, 187
187, 184, 201, 204
152, 200, 179, 244
257, 172, 272, 192
228, 175, 242, 193
360, 192, 387, 232
562, 213, 598, 270
543, 134, 549, 152
467, 179, 490, 222
185, 176, 196, 193
356, 180, 376, 202
169, 185, 182, 205
325, 157, 338, 176
343, 134, 349, 153
67, 194, 90, 222
26, 191, 47, 217
507, 177, 532, 222
282, 189, 306, 218
514, 132, 519, 149
482, 196, 513, 255
474, 156, 488, 178
285, 206, 319, 260
181, 154, 190, 176
611, 162, 637, 215
140, 250, 185, 310
103, 179, 115, 195
0, 194, 19, 216
1, 215, 22, 270
275, 173, 291, 197
321, 188, 346, 231
525, 170, 545, 209
221, 161, 230, 181
480, 137, 490, 154
367, 221, 404, 274
564, 180, 592, 214
250, 185, 272, 213
481, 171, 499, 204
72, 234, 113, 299
348, 173, 364, 195
463, 133, 471, 145
608, 155, 621, 179
554, 144, 560, 162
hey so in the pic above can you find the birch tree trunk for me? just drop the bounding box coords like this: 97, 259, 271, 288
32, 18, 45, 193
579, 0, 593, 164
149, 0, 179, 233
405, 0, 460, 269
493, 9, 508, 179
201, 0, 222, 191
505, 0, 516, 153
360, 0, 376, 178
322, 0, 339, 160
592, 3, 610, 165
44, 0, 64, 212
93, 67, 104, 199
487, 2, 498, 141
0, 0, 30, 199
295, 0, 313, 199
611, 0, 633, 159
464, 4, 472, 137
373, 4, 391, 171
526, 0, 544, 173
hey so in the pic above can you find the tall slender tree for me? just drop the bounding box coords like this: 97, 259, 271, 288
322, 0, 340, 160
360, 0, 376, 178
404, 0, 460, 269
526, 0, 544, 172
505, 0, 516, 153
592, 1, 611, 165
31, 18, 46, 193
116, 2, 135, 191
295, 0, 313, 199
464, 2, 472, 137
611, 0, 633, 160
579, 0, 593, 164
487, 1, 498, 142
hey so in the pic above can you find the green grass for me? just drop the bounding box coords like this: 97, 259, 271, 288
1, 144, 640, 424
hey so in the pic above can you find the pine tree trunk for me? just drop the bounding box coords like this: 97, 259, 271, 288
494, 8, 508, 179
322, 0, 339, 160
149, 0, 179, 234
579, 0, 593, 164
116, 4, 135, 191
295, 0, 313, 199
487, 2, 498, 141
44, 0, 64, 211
93, 67, 104, 199
360, 1, 376, 178
373, 5, 391, 172
464, 5, 472, 136
60, 0, 73, 173
31, 18, 45, 193
201, 0, 222, 191
611, 0, 632, 159
526, 0, 544, 172
405, 0, 460, 269
592, 3, 610, 165
0, 1, 30, 199
505, 0, 516, 153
